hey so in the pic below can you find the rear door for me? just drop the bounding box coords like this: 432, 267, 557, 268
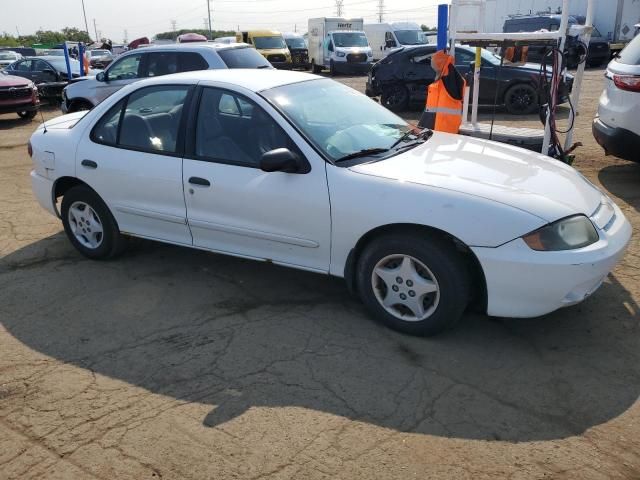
182, 85, 332, 272
76, 84, 193, 244
31, 59, 58, 84
405, 48, 436, 102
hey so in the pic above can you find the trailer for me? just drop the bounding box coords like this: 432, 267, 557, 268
483, 0, 640, 55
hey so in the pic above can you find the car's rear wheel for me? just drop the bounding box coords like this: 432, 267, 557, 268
329, 60, 336, 76
357, 234, 470, 336
17, 110, 37, 120
311, 59, 322, 74
381, 84, 409, 112
504, 83, 538, 115
61, 185, 126, 259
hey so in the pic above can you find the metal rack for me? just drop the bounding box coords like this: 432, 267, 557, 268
447, 0, 594, 156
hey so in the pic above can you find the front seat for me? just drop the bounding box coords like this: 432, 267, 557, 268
119, 114, 154, 150
197, 109, 253, 164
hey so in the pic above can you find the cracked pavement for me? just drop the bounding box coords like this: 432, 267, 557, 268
1, 69, 639, 479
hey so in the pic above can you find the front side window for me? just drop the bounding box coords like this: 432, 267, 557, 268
454, 49, 475, 66
263, 78, 410, 162
195, 88, 293, 167
410, 51, 433, 64
253, 36, 287, 49
107, 53, 142, 80
91, 85, 189, 154
14, 60, 32, 71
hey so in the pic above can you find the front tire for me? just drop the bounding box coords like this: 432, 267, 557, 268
17, 110, 37, 120
61, 185, 126, 259
357, 234, 470, 336
504, 83, 538, 115
68, 100, 93, 113
311, 59, 322, 74
381, 84, 409, 112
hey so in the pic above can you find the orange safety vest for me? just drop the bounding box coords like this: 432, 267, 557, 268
419, 52, 466, 134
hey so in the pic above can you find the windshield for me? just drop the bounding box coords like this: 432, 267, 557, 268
394, 30, 426, 46
332, 32, 368, 48
480, 48, 502, 65
253, 36, 286, 49
263, 78, 417, 163
285, 37, 306, 49
0, 52, 17, 60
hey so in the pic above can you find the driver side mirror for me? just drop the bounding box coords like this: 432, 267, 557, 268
260, 148, 309, 174
96, 71, 107, 82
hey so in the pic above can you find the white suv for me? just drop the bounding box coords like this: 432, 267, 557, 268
61, 43, 271, 113
593, 34, 640, 163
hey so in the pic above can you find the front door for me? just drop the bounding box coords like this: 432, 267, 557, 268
76, 84, 193, 245
182, 86, 331, 272
96, 52, 145, 105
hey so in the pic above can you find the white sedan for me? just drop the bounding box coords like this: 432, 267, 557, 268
29, 69, 632, 336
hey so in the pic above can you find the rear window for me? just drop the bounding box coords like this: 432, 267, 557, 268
217, 47, 271, 68
617, 34, 640, 65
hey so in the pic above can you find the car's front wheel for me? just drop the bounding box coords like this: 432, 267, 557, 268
504, 83, 538, 115
17, 110, 37, 120
61, 185, 126, 259
68, 100, 93, 113
357, 234, 470, 336
381, 84, 409, 112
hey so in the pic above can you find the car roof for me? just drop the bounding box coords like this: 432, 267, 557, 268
134, 68, 321, 92
118, 42, 252, 56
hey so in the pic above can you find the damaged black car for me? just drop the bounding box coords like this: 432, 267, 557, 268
365, 45, 573, 114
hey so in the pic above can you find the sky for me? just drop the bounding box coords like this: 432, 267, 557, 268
2, 0, 447, 43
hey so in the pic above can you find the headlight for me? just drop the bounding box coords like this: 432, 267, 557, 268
522, 215, 599, 251
336, 51, 346, 57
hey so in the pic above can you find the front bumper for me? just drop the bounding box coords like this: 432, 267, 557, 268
334, 61, 371, 75
472, 202, 632, 318
30, 170, 57, 217
0, 101, 38, 115
592, 117, 640, 163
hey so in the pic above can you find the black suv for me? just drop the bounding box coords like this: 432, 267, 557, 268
503, 14, 610, 67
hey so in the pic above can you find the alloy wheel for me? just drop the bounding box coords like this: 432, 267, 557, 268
67, 201, 104, 249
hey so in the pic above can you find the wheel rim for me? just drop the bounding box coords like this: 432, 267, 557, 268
507, 86, 535, 113
68, 201, 104, 249
371, 254, 440, 322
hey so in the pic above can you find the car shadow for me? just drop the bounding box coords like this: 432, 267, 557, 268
1, 233, 638, 442
599, 162, 640, 213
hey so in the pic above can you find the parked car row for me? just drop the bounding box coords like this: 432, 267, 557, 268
0, 70, 39, 119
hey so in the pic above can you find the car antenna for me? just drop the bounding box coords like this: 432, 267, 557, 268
39, 107, 48, 134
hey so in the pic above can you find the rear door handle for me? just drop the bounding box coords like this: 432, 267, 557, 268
188, 177, 210, 186
81, 159, 97, 169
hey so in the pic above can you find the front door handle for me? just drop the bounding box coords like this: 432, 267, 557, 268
188, 177, 210, 187
81, 159, 97, 169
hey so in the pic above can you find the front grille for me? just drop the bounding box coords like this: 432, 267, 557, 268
347, 53, 367, 63
292, 53, 308, 64
267, 54, 286, 63
0, 86, 32, 100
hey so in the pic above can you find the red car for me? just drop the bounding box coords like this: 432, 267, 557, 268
0, 72, 39, 119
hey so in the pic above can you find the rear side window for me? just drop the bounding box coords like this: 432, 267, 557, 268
617, 35, 640, 65
217, 47, 271, 68
91, 85, 190, 155
178, 52, 209, 72
146, 52, 178, 77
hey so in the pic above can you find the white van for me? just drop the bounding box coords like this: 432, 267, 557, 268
308, 17, 373, 75
364, 22, 427, 61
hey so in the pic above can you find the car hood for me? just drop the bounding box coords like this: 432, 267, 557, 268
0, 73, 32, 87
349, 132, 602, 222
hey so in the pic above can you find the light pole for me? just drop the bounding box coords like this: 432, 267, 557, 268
81, 0, 90, 39
207, 0, 213, 39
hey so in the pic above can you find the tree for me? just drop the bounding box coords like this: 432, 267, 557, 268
0, 33, 20, 47
0, 28, 93, 48
420, 24, 436, 32
61, 27, 92, 43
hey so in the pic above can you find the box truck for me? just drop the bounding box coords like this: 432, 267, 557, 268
235, 30, 292, 69
308, 17, 373, 75
364, 22, 427, 61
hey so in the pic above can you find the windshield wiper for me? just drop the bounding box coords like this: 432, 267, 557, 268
390, 127, 431, 150
335, 147, 389, 162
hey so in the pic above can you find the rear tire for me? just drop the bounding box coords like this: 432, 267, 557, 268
311, 59, 322, 74
17, 110, 37, 120
381, 84, 409, 112
357, 234, 470, 336
61, 185, 126, 260
329, 60, 336, 76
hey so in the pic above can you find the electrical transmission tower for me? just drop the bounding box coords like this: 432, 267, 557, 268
171, 20, 177, 32
377, 0, 385, 23
335, 0, 344, 16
